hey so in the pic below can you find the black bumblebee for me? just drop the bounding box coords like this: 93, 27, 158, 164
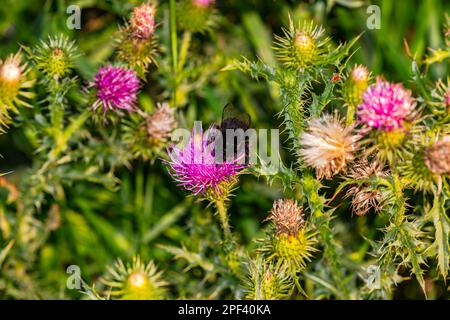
214, 103, 251, 164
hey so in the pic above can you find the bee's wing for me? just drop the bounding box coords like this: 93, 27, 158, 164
221, 103, 251, 128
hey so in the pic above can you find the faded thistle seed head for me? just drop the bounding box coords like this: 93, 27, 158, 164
0, 51, 34, 131
30, 35, 78, 79
101, 256, 167, 300
146, 102, 176, 146
299, 114, 360, 179
123, 103, 176, 161
274, 19, 329, 71
345, 159, 388, 216
424, 137, 450, 175
343, 65, 370, 107
176, 0, 216, 34
260, 199, 316, 272
267, 199, 305, 236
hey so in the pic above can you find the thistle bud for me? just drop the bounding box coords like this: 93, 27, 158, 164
117, 2, 159, 78
0, 51, 34, 131
176, 0, 216, 33
274, 20, 329, 71
102, 256, 167, 300
424, 137, 450, 175
343, 65, 369, 108
31, 36, 78, 79
293, 32, 316, 68
244, 257, 292, 300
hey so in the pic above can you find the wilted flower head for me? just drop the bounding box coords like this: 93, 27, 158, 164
424, 137, 450, 175
146, 102, 176, 146
267, 199, 305, 236
260, 199, 316, 272
166, 125, 244, 197
345, 159, 388, 216
129, 2, 156, 40
93, 65, 140, 113
101, 256, 167, 300
0, 51, 34, 131
300, 114, 359, 179
358, 77, 415, 131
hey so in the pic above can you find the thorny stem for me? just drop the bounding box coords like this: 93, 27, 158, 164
169, 0, 178, 108
215, 199, 231, 239
302, 173, 350, 299
346, 103, 356, 126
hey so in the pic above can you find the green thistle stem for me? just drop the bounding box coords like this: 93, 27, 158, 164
169, 0, 178, 108
302, 172, 350, 298
346, 103, 356, 126
215, 199, 231, 239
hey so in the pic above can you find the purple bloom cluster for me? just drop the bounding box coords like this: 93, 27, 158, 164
93, 65, 139, 113
357, 78, 415, 131
166, 127, 244, 196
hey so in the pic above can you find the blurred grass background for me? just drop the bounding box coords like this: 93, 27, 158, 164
0, 0, 449, 299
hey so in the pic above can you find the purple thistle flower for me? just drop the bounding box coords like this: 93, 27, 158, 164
357, 77, 415, 131
93, 65, 140, 113
166, 125, 244, 196
193, 0, 214, 8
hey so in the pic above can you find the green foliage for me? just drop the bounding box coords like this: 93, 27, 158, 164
0, 0, 449, 301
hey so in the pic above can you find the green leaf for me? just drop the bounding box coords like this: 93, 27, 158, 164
427, 195, 450, 280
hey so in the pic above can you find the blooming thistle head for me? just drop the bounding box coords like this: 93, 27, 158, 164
101, 256, 167, 300
343, 64, 370, 108
129, 2, 156, 40
357, 77, 415, 132
165, 124, 244, 200
299, 114, 359, 179
176, 0, 216, 33
274, 19, 329, 72
0, 51, 34, 131
92, 65, 140, 114
260, 199, 316, 273
345, 159, 388, 216
29, 35, 78, 79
